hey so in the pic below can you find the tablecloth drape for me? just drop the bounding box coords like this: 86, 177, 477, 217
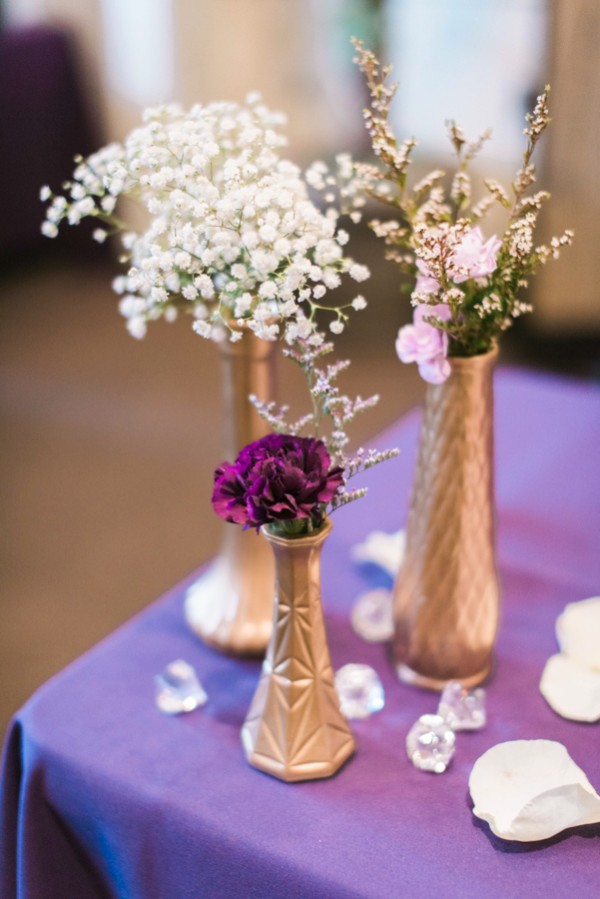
2, 369, 599, 898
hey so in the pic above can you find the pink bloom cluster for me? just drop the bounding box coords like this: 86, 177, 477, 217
396, 305, 452, 384
450, 227, 502, 283
398, 227, 502, 384
416, 226, 502, 296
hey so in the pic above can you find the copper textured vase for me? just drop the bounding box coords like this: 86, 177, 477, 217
392, 347, 500, 689
184, 333, 276, 656
242, 519, 355, 782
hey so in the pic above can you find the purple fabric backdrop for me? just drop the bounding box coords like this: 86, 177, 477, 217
0, 25, 100, 256
2, 369, 600, 899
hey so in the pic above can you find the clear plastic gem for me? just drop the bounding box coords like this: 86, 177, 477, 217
438, 680, 486, 731
350, 589, 394, 642
155, 659, 207, 714
406, 713, 456, 773
335, 663, 385, 719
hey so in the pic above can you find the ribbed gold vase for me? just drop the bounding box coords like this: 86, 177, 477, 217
242, 519, 355, 782
392, 347, 500, 689
184, 333, 276, 656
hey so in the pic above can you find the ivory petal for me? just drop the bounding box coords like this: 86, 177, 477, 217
469, 739, 600, 841
556, 596, 600, 671
540, 653, 600, 722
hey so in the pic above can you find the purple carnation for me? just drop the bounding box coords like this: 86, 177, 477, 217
212, 434, 344, 532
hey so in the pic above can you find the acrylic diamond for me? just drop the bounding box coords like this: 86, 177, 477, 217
335, 664, 385, 719
438, 680, 486, 731
406, 714, 456, 773
350, 589, 394, 642
155, 659, 207, 714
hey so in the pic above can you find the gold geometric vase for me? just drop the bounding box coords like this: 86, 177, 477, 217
392, 347, 500, 690
242, 519, 356, 782
184, 333, 276, 656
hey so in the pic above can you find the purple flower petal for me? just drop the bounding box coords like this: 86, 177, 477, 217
212, 433, 343, 530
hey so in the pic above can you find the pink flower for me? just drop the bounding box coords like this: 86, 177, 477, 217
395, 304, 451, 384
415, 258, 440, 296
449, 226, 502, 283
418, 355, 451, 384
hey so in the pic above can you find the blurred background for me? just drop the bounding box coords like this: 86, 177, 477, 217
1, 0, 599, 735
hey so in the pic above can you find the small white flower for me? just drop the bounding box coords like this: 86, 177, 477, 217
259, 281, 278, 299
92, 229, 108, 244
126, 317, 147, 339
174, 251, 192, 269
352, 295, 367, 311
323, 272, 341, 290
101, 195, 117, 213
329, 319, 344, 334
255, 323, 279, 340
349, 263, 370, 282
39, 186, 51, 201
41, 221, 58, 238
192, 320, 212, 338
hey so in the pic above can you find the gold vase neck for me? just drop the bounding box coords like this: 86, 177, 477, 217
261, 518, 333, 552
218, 330, 276, 363
448, 345, 499, 373
218, 330, 276, 458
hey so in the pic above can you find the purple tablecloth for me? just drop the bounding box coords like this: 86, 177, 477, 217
2, 369, 600, 899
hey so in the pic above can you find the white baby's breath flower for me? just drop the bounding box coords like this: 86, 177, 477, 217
192, 319, 212, 338
349, 263, 370, 282
126, 317, 147, 339
41, 221, 58, 238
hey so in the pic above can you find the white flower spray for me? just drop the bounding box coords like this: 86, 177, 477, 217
41, 95, 369, 346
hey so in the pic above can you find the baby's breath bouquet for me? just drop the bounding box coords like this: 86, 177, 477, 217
41, 94, 368, 346
316, 40, 573, 384
40, 93, 376, 658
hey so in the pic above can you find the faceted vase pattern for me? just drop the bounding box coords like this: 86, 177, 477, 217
242, 519, 355, 782
392, 348, 500, 689
185, 332, 275, 656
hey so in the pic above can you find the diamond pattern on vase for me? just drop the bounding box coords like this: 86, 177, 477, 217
241, 520, 355, 782
392, 350, 500, 688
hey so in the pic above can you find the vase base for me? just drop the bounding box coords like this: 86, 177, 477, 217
184, 558, 272, 657
243, 740, 355, 783
395, 661, 491, 691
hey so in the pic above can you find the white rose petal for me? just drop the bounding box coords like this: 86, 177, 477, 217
539, 653, 600, 722
556, 596, 600, 671
469, 740, 600, 842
